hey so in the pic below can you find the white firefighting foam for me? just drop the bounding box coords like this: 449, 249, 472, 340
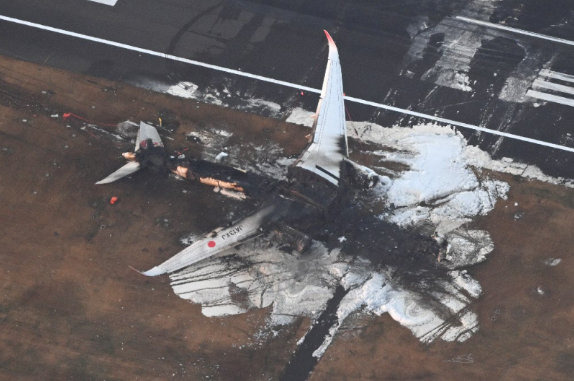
169, 117, 513, 357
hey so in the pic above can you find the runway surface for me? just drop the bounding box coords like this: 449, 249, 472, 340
0, 0, 573, 177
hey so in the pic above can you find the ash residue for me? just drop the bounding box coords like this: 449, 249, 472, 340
278, 160, 451, 294
279, 285, 348, 381
168, 121, 508, 369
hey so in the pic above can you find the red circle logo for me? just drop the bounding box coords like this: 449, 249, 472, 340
207, 241, 216, 248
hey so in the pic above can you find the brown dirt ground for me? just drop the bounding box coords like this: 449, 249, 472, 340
312, 175, 574, 380
0, 56, 310, 380
0, 56, 572, 380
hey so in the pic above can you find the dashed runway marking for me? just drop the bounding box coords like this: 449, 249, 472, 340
527, 90, 574, 108
457, 16, 574, 48
1, 14, 573, 153
539, 69, 574, 84
527, 69, 574, 108
532, 78, 574, 97
88, 0, 118, 6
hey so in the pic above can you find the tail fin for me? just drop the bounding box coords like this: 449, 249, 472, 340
95, 122, 163, 185
135, 122, 163, 150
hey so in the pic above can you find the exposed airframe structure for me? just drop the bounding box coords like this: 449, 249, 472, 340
143, 31, 348, 276
97, 30, 349, 277
95, 122, 163, 184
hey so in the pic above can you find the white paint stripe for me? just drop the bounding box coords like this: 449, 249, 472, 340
88, 0, 118, 6
539, 69, 574, 84
456, 16, 574, 47
0, 15, 321, 95
526, 89, 574, 108
345, 95, 574, 153
532, 78, 574, 96
1, 14, 573, 154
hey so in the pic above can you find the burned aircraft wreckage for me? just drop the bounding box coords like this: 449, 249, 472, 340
96, 31, 449, 292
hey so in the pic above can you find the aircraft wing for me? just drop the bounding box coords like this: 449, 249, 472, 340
95, 161, 140, 185
135, 121, 163, 151
295, 30, 348, 186
142, 205, 277, 276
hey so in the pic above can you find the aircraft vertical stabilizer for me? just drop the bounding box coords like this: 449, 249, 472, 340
95, 122, 162, 184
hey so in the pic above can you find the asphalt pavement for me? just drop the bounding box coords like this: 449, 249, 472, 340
0, 0, 573, 177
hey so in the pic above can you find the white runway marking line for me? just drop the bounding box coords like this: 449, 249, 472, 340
88, 0, 118, 6
540, 69, 574, 84
532, 78, 574, 97
1, 14, 573, 154
345, 95, 574, 152
456, 16, 574, 47
526, 90, 574, 108
528, 69, 574, 108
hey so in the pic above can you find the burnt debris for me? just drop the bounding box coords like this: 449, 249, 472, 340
135, 139, 449, 290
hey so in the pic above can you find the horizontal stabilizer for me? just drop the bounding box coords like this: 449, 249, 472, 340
142, 206, 276, 276
95, 161, 141, 185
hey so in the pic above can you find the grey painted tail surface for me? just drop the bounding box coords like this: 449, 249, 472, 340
135, 121, 163, 150
295, 30, 348, 186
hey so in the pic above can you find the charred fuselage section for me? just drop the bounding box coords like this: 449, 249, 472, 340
138, 145, 447, 288
265, 160, 447, 289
